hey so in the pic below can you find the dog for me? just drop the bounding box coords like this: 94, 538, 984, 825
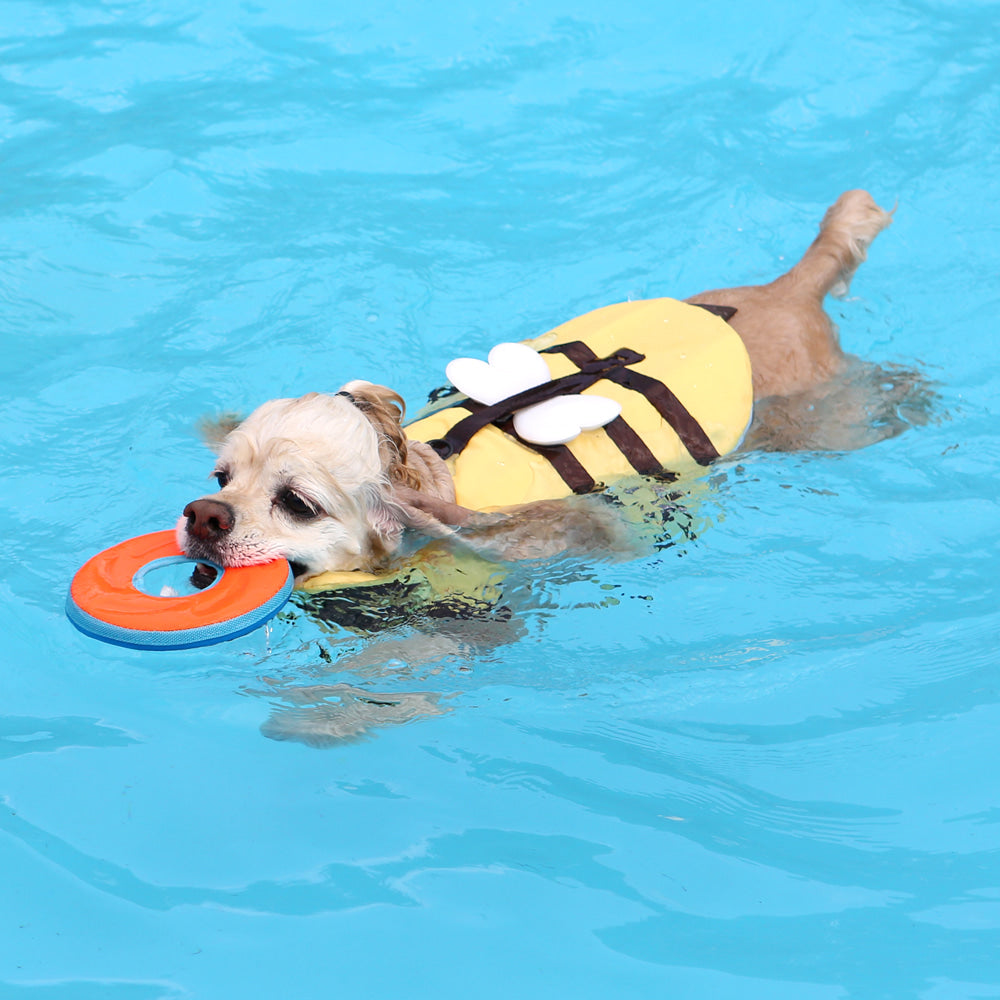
179, 190, 922, 584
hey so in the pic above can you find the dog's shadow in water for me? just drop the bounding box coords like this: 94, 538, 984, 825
250, 618, 521, 748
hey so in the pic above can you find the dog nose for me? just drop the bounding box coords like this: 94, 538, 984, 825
183, 498, 235, 541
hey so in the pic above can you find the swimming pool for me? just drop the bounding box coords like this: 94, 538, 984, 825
3, 0, 999, 996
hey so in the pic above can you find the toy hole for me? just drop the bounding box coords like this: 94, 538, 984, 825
133, 557, 223, 598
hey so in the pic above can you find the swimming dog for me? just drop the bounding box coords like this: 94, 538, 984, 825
179, 190, 916, 582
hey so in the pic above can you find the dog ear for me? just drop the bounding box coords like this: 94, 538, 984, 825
339, 381, 425, 490
363, 483, 465, 559
358, 484, 409, 567
197, 412, 243, 453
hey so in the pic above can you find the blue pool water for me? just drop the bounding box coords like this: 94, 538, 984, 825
3, 1, 1000, 997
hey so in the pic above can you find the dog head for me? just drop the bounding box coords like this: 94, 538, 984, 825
177, 384, 453, 581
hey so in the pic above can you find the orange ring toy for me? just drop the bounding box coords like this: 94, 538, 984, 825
67, 530, 293, 650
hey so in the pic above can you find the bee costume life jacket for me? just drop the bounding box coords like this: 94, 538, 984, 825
300, 297, 751, 598
405, 297, 754, 510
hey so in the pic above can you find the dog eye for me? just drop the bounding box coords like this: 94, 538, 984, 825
277, 489, 319, 520
214, 470, 231, 488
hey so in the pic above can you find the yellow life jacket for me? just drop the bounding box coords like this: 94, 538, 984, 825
301, 297, 749, 598
405, 297, 753, 510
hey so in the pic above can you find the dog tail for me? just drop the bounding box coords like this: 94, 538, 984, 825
783, 190, 893, 300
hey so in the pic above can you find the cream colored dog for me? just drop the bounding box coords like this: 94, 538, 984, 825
179, 190, 922, 582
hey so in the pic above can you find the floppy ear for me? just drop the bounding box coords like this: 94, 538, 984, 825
360, 482, 468, 555
197, 412, 243, 453
339, 380, 425, 490
365, 488, 407, 543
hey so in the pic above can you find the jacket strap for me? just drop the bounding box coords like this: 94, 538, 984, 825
426, 348, 645, 462
543, 341, 720, 466
433, 399, 597, 495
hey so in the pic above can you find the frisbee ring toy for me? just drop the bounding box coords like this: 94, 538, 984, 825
67, 530, 293, 650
